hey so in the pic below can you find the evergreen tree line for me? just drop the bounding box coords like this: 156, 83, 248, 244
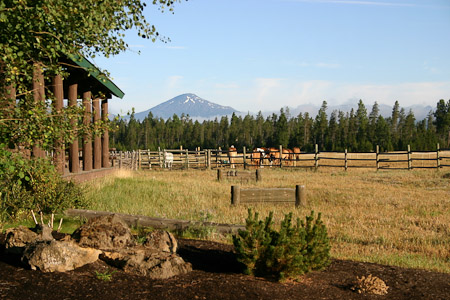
110, 99, 450, 153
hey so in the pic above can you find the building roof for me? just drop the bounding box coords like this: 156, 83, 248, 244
63, 54, 125, 99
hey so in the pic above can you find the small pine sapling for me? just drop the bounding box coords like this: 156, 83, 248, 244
233, 209, 331, 281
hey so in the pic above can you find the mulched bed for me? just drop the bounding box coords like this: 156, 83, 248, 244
0, 236, 449, 300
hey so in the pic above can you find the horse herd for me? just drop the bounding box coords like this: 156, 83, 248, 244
227, 146, 301, 168
160, 146, 301, 169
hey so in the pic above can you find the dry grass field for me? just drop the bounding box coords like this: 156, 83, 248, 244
83, 167, 450, 273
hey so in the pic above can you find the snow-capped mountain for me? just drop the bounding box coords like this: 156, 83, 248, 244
132, 93, 239, 120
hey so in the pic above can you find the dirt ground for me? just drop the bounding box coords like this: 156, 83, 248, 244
0, 237, 449, 300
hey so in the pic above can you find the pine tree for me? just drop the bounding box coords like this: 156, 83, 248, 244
314, 101, 328, 150
434, 99, 450, 147
275, 108, 289, 147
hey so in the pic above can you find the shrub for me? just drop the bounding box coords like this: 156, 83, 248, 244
0, 144, 89, 221
233, 209, 331, 281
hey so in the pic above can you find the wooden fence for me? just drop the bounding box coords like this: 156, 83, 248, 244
231, 185, 306, 207
111, 144, 450, 171
217, 169, 262, 182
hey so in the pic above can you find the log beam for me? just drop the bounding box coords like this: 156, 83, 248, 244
92, 98, 101, 169
101, 99, 110, 168
68, 84, 80, 173
52, 75, 65, 174
82, 91, 92, 171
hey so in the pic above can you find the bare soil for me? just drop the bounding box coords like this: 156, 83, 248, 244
0, 236, 449, 300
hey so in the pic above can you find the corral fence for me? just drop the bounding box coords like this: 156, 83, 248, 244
111, 144, 450, 171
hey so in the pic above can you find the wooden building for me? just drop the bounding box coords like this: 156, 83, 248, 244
3, 54, 124, 177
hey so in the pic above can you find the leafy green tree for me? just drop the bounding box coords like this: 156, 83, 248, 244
1, 0, 183, 152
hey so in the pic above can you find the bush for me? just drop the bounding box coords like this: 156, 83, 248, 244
0, 145, 89, 221
233, 209, 331, 281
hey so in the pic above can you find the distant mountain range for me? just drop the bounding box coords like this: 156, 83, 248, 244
131, 93, 239, 121
124, 93, 435, 122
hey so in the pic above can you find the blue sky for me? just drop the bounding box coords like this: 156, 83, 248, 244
93, 0, 450, 115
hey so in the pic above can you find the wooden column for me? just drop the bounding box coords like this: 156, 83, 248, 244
92, 98, 101, 169
32, 63, 45, 158
52, 75, 65, 174
101, 99, 110, 168
82, 91, 92, 171
68, 84, 79, 173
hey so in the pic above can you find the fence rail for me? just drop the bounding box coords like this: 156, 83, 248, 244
231, 185, 306, 207
111, 144, 450, 171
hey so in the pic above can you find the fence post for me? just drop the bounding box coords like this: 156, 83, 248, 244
186, 149, 189, 170
314, 144, 319, 171
344, 149, 348, 171
243, 146, 247, 170
231, 185, 240, 206
207, 149, 211, 170
437, 143, 440, 170
376, 145, 379, 171
217, 169, 222, 181
407, 145, 411, 170
256, 169, 262, 182
295, 185, 306, 208
148, 149, 151, 170
163, 149, 166, 169
158, 147, 162, 168
138, 150, 142, 170
279, 145, 283, 168
119, 151, 122, 169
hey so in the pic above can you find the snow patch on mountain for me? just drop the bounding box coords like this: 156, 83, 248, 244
132, 93, 239, 120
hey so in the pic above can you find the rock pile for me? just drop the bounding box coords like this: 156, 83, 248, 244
1, 215, 192, 279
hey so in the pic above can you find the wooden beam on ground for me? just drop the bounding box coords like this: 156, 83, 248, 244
65, 208, 245, 234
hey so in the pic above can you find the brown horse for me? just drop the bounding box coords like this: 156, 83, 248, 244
292, 147, 301, 166
251, 147, 268, 168
266, 147, 280, 166
282, 148, 294, 166
228, 146, 237, 168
